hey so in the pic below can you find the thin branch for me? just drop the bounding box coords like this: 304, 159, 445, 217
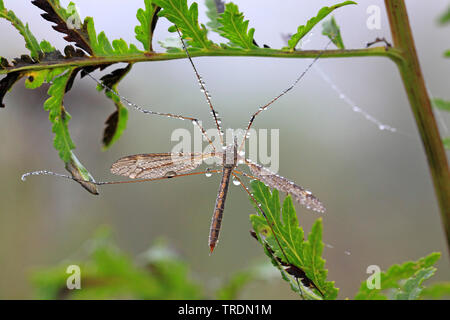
0, 46, 403, 76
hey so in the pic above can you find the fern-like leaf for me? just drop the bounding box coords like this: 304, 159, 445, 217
135, 0, 161, 52
154, 0, 214, 49
322, 16, 345, 49
394, 267, 436, 300
44, 69, 77, 162
96, 64, 132, 149
0, 0, 42, 60
249, 180, 338, 300
32, 0, 93, 54
85, 17, 141, 56
25, 67, 98, 194
217, 3, 257, 49
287, 1, 356, 50
205, 0, 224, 33
354, 252, 441, 300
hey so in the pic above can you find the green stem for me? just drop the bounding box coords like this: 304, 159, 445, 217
385, 0, 450, 255
0, 46, 402, 75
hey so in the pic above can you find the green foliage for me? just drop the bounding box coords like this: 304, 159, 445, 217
287, 1, 356, 50
443, 137, 450, 150
432, 98, 450, 112
32, 230, 204, 299
438, 6, 450, 25
215, 271, 254, 300
43, 69, 76, 163
394, 267, 436, 300
322, 16, 345, 49
86, 17, 141, 56
431, 98, 450, 150
0, 0, 42, 60
217, 3, 257, 49
135, 0, 160, 52
154, 0, 214, 49
32, 228, 272, 300
205, 0, 223, 32
96, 64, 132, 149
354, 252, 441, 300
420, 282, 450, 299
249, 180, 338, 300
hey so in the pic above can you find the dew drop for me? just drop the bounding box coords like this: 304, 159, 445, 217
352, 106, 361, 112
378, 124, 385, 130
339, 93, 345, 99
233, 179, 241, 186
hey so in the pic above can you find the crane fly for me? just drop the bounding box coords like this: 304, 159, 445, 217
22, 28, 328, 256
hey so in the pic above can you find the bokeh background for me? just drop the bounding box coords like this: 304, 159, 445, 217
0, 0, 449, 299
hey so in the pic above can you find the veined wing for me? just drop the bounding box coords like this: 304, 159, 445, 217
111, 152, 218, 179
247, 161, 325, 213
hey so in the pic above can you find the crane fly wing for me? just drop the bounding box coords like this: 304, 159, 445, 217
247, 161, 325, 213
111, 153, 217, 179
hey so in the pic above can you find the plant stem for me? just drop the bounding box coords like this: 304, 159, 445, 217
385, 0, 450, 255
0, 46, 402, 75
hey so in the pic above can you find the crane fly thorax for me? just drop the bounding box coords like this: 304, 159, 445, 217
222, 139, 238, 168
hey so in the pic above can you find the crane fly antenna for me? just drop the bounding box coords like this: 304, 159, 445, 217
238, 39, 333, 152
175, 27, 225, 146
82, 70, 217, 152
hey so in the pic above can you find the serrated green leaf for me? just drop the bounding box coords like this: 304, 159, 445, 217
96, 64, 132, 149
135, 0, 160, 52
322, 16, 345, 49
154, 0, 214, 49
249, 180, 338, 300
39, 40, 56, 53
44, 69, 76, 163
394, 267, 436, 300
32, 0, 94, 54
420, 282, 450, 299
24, 67, 67, 89
205, 0, 223, 33
354, 252, 441, 300
38, 68, 98, 193
287, 1, 356, 50
85, 17, 142, 56
217, 3, 257, 49
432, 98, 450, 112
0, 3, 42, 60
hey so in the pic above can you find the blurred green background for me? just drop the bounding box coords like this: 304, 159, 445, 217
0, 0, 449, 299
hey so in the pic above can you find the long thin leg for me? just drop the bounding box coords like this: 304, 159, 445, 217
82, 71, 217, 152
22, 169, 222, 185
176, 27, 225, 146
238, 40, 332, 152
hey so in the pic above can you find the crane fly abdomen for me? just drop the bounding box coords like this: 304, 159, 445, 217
209, 166, 234, 254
